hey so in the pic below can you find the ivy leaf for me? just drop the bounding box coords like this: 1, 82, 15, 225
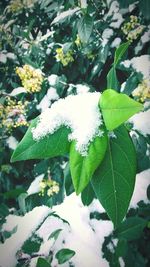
114, 217, 147, 240
99, 89, 143, 131
70, 130, 108, 195
91, 126, 136, 228
114, 42, 129, 66
11, 118, 70, 162
55, 248, 75, 264
78, 14, 93, 43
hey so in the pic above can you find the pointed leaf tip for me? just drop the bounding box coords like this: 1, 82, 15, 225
100, 89, 143, 131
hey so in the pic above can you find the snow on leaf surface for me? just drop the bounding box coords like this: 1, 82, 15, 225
32, 92, 102, 156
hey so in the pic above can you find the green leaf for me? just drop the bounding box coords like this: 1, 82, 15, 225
122, 73, 139, 95
115, 217, 147, 240
70, 131, 108, 195
114, 42, 129, 66
36, 257, 51, 267
100, 89, 143, 131
140, 0, 150, 20
11, 118, 71, 162
55, 248, 75, 264
81, 182, 96, 206
91, 126, 136, 228
107, 67, 119, 91
64, 163, 74, 196
48, 229, 62, 241
115, 239, 128, 257
78, 14, 93, 43
18, 193, 28, 214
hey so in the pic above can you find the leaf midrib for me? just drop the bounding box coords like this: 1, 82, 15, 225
108, 140, 118, 226
102, 106, 140, 110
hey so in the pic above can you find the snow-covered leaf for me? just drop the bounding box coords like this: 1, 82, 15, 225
70, 131, 108, 195
11, 118, 70, 162
51, 7, 80, 24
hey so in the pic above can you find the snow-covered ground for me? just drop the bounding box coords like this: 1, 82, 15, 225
0, 168, 149, 267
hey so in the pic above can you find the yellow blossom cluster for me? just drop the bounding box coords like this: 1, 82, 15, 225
0, 97, 28, 131
122, 15, 144, 42
55, 47, 74, 66
132, 79, 150, 102
39, 179, 60, 197
7, 0, 37, 13
75, 35, 81, 47
16, 64, 44, 93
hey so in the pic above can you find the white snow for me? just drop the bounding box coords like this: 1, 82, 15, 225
141, 28, 150, 44
80, 0, 87, 9
47, 74, 58, 86
1, 166, 150, 267
76, 84, 90, 94
110, 12, 124, 28
37, 87, 59, 112
52, 193, 113, 267
51, 7, 80, 24
10, 87, 26, 96
0, 206, 51, 267
111, 37, 121, 48
47, 87, 59, 101
0, 52, 7, 63
130, 169, 150, 208
129, 108, 150, 136
6, 136, 18, 150
27, 174, 45, 195
122, 55, 150, 79
104, 1, 124, 29
102, 28, 114, 40
32, 92, 102, 156
0, 51, 16, 63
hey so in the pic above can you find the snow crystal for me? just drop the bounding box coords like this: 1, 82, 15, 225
129, 108, 150, 136
0, 206, 51, 267
32, 92, 102, 156
130, 169, 150, 208
76, 84, 90, 94
27, 174, 45, 195
122, 55, 150, 79
6, 136, 18, 150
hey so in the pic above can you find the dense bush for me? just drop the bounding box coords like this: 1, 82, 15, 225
0, 0, 150, 266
